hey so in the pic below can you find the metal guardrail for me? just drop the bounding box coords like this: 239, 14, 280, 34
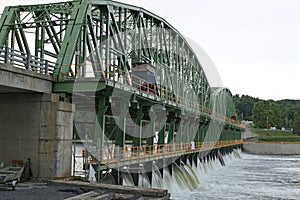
83, 140, 243, 167
0, 45, 55, 75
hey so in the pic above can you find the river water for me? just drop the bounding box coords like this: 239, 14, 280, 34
173, 153, 300, 200
73, 145, 300, 199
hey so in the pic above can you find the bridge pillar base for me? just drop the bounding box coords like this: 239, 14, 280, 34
0, 93, 74, 179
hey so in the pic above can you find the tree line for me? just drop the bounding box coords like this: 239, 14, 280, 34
232, 95, 300, 135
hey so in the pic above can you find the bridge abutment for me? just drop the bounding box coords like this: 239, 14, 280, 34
0, 93, 74, 178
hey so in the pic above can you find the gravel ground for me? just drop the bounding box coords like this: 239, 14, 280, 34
0, 182, 81, 200
0, 180, 169, 200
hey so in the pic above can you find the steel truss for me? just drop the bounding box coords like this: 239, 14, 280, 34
0, 1, 244, 179
0, 0, 211, 107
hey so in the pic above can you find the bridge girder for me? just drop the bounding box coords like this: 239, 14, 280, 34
0, 1, 245, 176
0, 0, 211, 108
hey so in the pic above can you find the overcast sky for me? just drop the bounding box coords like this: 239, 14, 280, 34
1, 0, 299, 100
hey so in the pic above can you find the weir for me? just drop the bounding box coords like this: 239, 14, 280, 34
0, 0, 244, 190
120, 149, 242, 195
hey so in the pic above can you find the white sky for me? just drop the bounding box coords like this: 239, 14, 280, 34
1, 0, 300, 100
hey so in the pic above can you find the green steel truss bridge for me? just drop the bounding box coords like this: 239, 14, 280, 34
0, 0, 244, 182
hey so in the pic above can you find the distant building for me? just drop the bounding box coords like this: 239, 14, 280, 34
241, 120, 253, 128
281, 127, 293, 131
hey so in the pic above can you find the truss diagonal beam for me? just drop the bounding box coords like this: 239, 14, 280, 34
54, 1, 89, 77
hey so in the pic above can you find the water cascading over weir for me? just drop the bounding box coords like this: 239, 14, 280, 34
0, 0, 244, 189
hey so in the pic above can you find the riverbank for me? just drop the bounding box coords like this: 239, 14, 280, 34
243, 143, 300, 155
251, 129, 300, 143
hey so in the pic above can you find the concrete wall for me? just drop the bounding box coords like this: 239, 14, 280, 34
0, 63, 52, 93
0, 93, 74, 178
243, 143, 300, 155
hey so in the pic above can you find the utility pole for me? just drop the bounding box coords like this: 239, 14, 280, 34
267, 116, 269, 129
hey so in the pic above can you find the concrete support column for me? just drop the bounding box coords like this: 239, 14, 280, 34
0, 93, 74, 179
39, 94, 74, 178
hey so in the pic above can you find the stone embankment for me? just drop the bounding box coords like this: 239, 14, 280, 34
243, 143, 300, 155
242, 128, 300, 155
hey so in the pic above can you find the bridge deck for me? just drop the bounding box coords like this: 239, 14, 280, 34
83, 140, 243, 170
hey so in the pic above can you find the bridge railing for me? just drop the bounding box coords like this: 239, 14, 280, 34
82, 140, 243, 166
66, 66, 239, 125
0, 45, 55, 75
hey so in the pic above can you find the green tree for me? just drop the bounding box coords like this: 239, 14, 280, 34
233, 94, 259, 120
252, 100, 282, 128
277, 99, 300, 128
293, 113, 300, 135
233, 94, 300, 129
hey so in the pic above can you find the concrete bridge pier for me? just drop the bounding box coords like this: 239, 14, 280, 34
0, 93, 74, 178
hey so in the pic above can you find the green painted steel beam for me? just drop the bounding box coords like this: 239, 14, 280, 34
132, 108, 144, 146
0, 7, 17, 45
167, 120, 176, 144
53, 80, 106, 93
54, 0, 89, 77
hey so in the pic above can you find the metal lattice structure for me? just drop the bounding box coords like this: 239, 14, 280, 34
0, 0, 211, 107
0, 0, 244, 182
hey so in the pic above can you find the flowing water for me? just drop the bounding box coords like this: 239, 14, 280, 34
73, 145, 300, 199
172, 152, 300, 200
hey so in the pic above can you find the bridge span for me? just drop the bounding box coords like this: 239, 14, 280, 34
0, 0, 244, 185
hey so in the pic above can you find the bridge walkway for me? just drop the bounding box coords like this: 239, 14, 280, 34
82, 140, 243, 170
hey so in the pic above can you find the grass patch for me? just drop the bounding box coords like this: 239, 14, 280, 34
251, 129, 300, 143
